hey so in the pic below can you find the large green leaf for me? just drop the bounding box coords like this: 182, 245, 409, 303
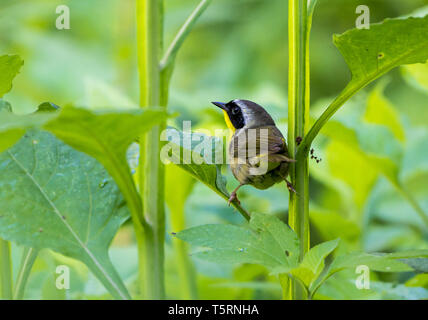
0, 130, 130, 299
334, 16, 428, 87
0, 55, 23, 98
0, 108, 55, 154
329, 252, 412, 274
290, 239, 339, 288
175, 212, 299, 271
43, 107, 168, 226
163, 127, 250, 220
298, 15, 428, 159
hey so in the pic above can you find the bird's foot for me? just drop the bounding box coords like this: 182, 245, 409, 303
285, 179, 297, 195
228, 191, 240, 206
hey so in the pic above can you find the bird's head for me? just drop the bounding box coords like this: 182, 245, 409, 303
212, 99, 275, 132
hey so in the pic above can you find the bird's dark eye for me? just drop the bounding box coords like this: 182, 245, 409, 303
226, 100, 245, 129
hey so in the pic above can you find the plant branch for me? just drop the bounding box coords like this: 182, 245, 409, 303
159, 0, 212, 71
136, 0, 165, 299
13, 247, 38, 300
296, 82, 360, 160
286, 0, 310, 300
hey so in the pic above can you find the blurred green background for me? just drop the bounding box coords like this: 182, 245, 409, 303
1, 0, 428, 299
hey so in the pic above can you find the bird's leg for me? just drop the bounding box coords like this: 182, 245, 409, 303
228, 183, 243, 206
285, 179, 297, 195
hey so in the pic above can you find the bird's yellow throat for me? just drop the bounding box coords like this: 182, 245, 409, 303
223, 110, 236, 133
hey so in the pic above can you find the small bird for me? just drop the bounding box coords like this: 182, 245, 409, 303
212, 99, 296, 205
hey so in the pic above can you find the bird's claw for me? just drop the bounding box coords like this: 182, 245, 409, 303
286, 180, 298, 195
228, 192, 240, 206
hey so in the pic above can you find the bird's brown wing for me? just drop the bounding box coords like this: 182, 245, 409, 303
229, 126, 294, 186
231, 126, 294, 163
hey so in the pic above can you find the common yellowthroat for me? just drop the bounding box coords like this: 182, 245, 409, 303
212, 99, 296, 205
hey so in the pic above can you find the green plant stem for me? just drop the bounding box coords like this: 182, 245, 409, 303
0, 238, 13, 299
160, 0, 212, 71
296, 83, 358, 159
287, 0, 310, 300
136, 0, 166, 299
13, 247, 38, 300
296, 78, 428, 228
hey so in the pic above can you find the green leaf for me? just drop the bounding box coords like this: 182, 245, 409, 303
406, 274, 428, 287
43, 107, 168, 227
0, 107, 56, 154
400, 258, 428, 273
0, 131, 131, 299
290, 239, 339, 288
334, 16, 428, 86
0, 54, 23, 98
330, 251, 418, 274
310, 249, 428, 297
297, 15, 428, 159
175, 212, 299, 271
380, 251, 428, 273
163, 127, 250, 220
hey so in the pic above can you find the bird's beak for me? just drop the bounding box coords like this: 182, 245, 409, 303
211, 101, 228, 111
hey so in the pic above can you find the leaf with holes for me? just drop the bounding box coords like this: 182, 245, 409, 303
0, 130, 131, 299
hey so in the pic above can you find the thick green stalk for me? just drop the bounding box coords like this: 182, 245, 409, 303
13, 247, 38, 300
287, 0, 310, 300
136, 0, 166, 299
0, 238, 13, 299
